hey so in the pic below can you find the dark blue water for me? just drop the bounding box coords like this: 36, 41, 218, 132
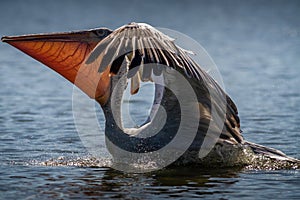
0, 0, 299, 199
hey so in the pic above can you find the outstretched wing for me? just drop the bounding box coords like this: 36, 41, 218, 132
87, 22, 243, 144
86, 23, 203, 81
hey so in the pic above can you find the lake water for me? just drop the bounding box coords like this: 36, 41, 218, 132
0, 0, 299, 199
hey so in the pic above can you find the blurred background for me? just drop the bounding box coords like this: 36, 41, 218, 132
0, 0, 299, 199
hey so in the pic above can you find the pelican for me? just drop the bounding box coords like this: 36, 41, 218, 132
2, 23, 298, 169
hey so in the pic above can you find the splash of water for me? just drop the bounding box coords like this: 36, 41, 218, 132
29, 156, 112, 168
23, 152, 299, 171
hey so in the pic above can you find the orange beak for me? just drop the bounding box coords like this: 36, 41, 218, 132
2, 29, 112, 105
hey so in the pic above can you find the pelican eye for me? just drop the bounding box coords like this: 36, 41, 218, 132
94, 29, 107, 37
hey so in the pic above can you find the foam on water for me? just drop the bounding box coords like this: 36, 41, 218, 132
22, 153, 299, 171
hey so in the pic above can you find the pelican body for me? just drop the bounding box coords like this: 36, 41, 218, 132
2, 23, 298, 169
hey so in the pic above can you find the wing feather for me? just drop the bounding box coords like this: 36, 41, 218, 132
86, 23, 243, 144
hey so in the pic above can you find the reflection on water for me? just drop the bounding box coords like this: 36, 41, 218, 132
1, 161, 299, 199
1, 163, 242, 199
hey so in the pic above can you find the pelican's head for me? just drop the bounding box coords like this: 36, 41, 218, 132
1, 28, 114, 106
